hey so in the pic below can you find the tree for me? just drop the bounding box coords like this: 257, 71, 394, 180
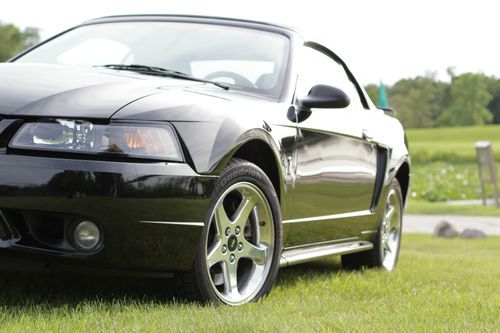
0, 21, 40, 62
485, 76, 500, 124
0, 22, 24, 61
437, 73, 493, 126
23, 26, 40, 49
388, 75, 448, 128
364, 83, 378, 105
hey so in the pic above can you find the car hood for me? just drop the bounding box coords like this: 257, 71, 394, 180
0, 63, 215, 119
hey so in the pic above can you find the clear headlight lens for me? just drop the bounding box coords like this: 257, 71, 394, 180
10, 119, 183, 161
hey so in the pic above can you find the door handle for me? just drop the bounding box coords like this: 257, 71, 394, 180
286, 156, 293, 176
362, 129, 373, 142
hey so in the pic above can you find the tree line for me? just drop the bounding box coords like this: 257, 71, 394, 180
365, 70, 500, 128
0, 21, 40, 62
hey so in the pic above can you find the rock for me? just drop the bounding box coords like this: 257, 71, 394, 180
460, 229, 487, 239
434, 220, 459, 238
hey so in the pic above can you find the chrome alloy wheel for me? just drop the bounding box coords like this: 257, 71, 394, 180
204, 182, 275, 305
381, 188, 402, 271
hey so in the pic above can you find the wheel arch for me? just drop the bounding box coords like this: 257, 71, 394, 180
395, 161, 410, 207
231, 139, 282, 203
211, 128, 285, 204
172, 114, 286, 204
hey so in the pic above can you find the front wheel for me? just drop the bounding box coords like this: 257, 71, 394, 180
193, 159, 282, 305
342, 179, 403, 271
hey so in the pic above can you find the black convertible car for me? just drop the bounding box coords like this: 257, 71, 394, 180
0, 15, 410, 305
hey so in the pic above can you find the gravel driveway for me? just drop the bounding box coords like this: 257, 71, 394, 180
403, 214, 500, 235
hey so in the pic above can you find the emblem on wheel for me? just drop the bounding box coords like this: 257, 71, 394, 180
227, 235, 238, 252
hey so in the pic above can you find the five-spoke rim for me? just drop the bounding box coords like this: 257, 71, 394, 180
204, 182, 274, 305
381, 188, 401, 271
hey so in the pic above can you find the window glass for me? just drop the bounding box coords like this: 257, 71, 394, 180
17, 22, 290, 98
56, 38, 132, 66
191, 60, 276, 88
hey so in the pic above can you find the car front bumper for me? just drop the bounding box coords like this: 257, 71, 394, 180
0, 154, 216, 275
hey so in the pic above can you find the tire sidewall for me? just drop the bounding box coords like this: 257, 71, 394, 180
194, 159, 282, 304
376, 179, 404, 270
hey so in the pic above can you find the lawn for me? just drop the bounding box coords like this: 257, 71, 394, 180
0, 234, 498, 332
406, 125, 500, 163
409, 162, 483, 202
406, 200, 500, 216
406, 125, 500, 215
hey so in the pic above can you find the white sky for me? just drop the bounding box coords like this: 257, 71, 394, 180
1, 0, 499, 85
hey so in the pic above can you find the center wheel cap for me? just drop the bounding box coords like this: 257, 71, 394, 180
227, 235, 238, 252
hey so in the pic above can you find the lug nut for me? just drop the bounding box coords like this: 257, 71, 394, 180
238, 242, 243, 251
222, 245, 227, 253
230, 254, 235, 263
225, 227, 231, 236
235, 226, 240, 235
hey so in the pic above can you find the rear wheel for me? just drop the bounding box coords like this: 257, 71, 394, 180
192, 159, 282, 305
342, 179, 403, 271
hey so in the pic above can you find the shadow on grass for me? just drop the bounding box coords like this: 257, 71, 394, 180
0, 272, 178, 309
0, 258, 352, 309
276, 258, 346, 287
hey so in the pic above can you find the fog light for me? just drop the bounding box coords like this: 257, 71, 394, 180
73, 220, 101, 250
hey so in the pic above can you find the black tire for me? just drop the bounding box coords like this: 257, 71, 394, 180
341, 179, 403, 271
187, 158, 282, 305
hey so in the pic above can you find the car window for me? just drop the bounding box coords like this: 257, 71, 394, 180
191, 60, 277, 88
16, 22, 290, 99
296, 46, 364, 109
56, 38, 132, 66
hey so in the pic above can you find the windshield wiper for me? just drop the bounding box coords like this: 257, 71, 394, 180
95, 64, 229, 90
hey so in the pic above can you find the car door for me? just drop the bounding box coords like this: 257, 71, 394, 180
285, 44, 379, 246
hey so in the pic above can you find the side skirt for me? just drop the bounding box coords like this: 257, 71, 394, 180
279, 241, 373, 267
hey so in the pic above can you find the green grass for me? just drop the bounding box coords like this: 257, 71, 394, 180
406, 125, 500, 215
406, 200, 500, 216
0, 234, 498, 332
410, 162, 484, 201
407, 125, 500, 163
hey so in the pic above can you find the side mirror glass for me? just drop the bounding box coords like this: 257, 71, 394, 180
298, 84, 350, 110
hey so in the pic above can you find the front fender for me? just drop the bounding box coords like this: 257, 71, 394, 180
172, 117, 283, 175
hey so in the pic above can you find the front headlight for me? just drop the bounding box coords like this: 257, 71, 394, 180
10, 119, 183, 161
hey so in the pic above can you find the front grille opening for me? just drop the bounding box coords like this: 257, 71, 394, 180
23, 211, 67, 249
0, 210, 13, 240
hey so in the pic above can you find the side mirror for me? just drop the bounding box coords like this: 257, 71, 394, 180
298, 84, 350, 111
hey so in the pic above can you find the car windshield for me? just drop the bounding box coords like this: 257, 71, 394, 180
15, 21, 291, 98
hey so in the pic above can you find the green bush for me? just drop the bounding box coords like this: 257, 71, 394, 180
410, 162, 485, 202
407, 125, 499, 203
